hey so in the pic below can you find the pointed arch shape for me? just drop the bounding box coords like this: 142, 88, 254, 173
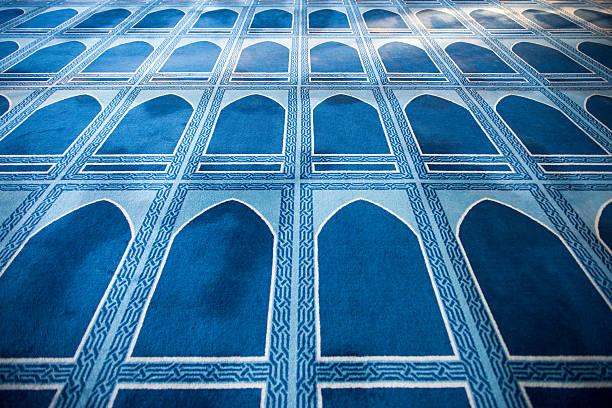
193, 9, 238, 28
0, 9, 24, 25
585, 94, 612, 131
310, 41, 363, 73
416, 9, 466, 30
578, 41, 612, 70
0, 41, 18, 61
96, 94, 193, 155
574, 9, 612, 29
207, 94, 285, 155
17, 8, 77, 28
378, 42, 439, 73
496, 94, 606, 155
316, 198, 454, 358
404, 94, 498, 155
522, 9, 580, 30
83, 41, 153, 73
512, 42, 589, 74
446, 42, 514, 73
235, 41, 289, 73
131, 198, 276, 359
363, 9, 407, 29
0, 95, 9, 117
470, 9, 523, 29
134, 8, 184, 29
596, 199, 612, 253
0, 94, 101, 155
457, 198, 612, 356
308, 9, 350, 29
75, 8, 131, 29
160, 41, 221, 73
313, 94, 389, 154
250, 9, 292, 29
0, 199, 133, 358
6, 41, 86, 73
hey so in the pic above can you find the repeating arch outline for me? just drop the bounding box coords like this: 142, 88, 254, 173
493, 93, 610, 157
584, 94, 612, 132
308, 40, 363, 73
311, 93, 393, 156
456, 197, 612, 360
314, 197, 458, 361
204, 93, 288, 156
595, 198, 612, 255
0, 198, 134, 363
403, 93, 502, 157
376, 41, 442, 74
126, 198, 277, 362
0, 93, 103, 157
93, 93, 194, 157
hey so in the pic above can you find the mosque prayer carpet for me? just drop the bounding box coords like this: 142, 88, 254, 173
0, 0, 610, 407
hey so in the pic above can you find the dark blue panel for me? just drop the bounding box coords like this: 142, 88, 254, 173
235, 41, 289, 73
526, 387, 612, 408
404, 94, 498, 155
314, 94, 389, 154
310, 41, 363, 73
250, 9, 292, 29
322, 387, 470, 408
0, 8, 24, 25
6, 41, 85, 73
97, 94, 192, 155
0, 94, 100, 155
318, 200, 453, 356
83, 41, 153, 73
470, 9, 523, 29
0, 200, 131, 357
446, 42, 514, 73
160, 41, 221, 72
193, 9, 238, 28
75, 8, 131, 29
598, 201, 612, 250
379, 42, 438, 73
17, 9, 77, 28
497, 95, 606, 155
0, 389, 57, 408
523, 9, 580, 29
207, 94, 285, 154
459, 200, 612, 356
578, 41, 612, 70
416, 9, 466, 30
0, 95, 8, 116
575, 9, 612, 29
132, 200, 273, 357
513, 42, 589, 74
586, 94, 612, 130
134, 9, 184, 29
363, 9, 407, 29
0, 41, 18, 61
113, 388, 261, 408
308, 9, 349, 29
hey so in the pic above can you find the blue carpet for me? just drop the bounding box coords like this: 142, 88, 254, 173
0, 0, 610, 407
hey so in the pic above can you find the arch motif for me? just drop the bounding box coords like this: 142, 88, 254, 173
75, 8, 131, 29
416, 9, 466, 30
0, 94, 101, 155
97, 94, 193, 155
446, 42, 514, 73
578, 41, 612, 70
512, 42, 589, 74
310, 41, 363, 73
458, 199, 612, 356
314, 94, 389, 154
193, 9, 238, 28
83, 41, 153, 73
160, 41, 221, 72
17, 8, 77, 28
317, 199, 453, 356
522, 9, 579, 30
132, 199, 274, 357
308, 9, 350, 29
586, 94, 612, 131
404, 94, 498, 155
0, 200, 132, 358
378, 42, 439, 73
496, 95, 606, 155
207, 95, 285, 154
134, 9, 184, 29
574, 9, 612, 29
470, 9, 523, 29
235, 41, 289, 73
6, 41, 86, 73
363, 9, 407, 29
250, 9, 292, 29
